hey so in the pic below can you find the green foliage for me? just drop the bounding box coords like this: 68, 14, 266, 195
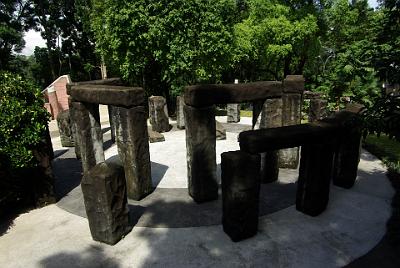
0, 71, 50, 169
363, 134, 400, 173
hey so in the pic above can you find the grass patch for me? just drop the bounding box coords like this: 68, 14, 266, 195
363, 134, 400, 173
240, 110, 253, 117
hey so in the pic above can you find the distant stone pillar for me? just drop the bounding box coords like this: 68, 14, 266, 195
279, 93, 302, 168
184, 104, 218, 203
254, 98, 283, 183
56, 109, 75, 147
176, 95, 185, 129
108, 105, 116, 143
114, 105, 152, 200
68, 97, 81, 159
71, 101, 104, 173
309, 98, 328, 122
296, 142, 335, 216
81, 162, 132, 245
148, 96, 170, 132
227, 104, 240, 123
221, 151, 260, 242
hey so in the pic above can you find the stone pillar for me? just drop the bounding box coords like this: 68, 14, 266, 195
114, 106, 152, 200
56, 110, 74, 147
81, 162, 132, 245
184, 104, 218, 203
221, 151, 261, 242
279, 93, 302, 168
71, 101, 104, 173
108, 105, 116, 143
309, 98, 328, 122
333, 125, 362, 189
227, 104, 240, 123
254, 98, 283, 183
148, 96, 170, 132
176, 95, 185, 129
296, 142, 335, 216
68, 97, 81, 159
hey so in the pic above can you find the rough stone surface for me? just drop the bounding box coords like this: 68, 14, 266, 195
71, 101, 104, 173
296, 142, 335, 216
309, 98, 328, 122
216, 120, 226, 140
184, 104, 218, 203
56, 110, 74, 147
108, 105, 116, 143
68, 97, 81, 159
227, 104, 240, 123
176, 96, 185, 129
114, 106, 152, 200
69, 84, 145, 106
81, 162, 132, 245
148, 128, 165, 143
279, 93, 302, 169
221, 151, 261, 242
148, 96, 170, 133
283, 75, 305, 92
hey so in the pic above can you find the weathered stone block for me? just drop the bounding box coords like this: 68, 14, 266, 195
221, 151, 261, 242
68, 97, 81, 159
148, 96, 170, 133
108, 105, 116, 143
279, 93, 302, 169
56, 109, 75, 147
114, 106, 152, 200
81, 162, 132, 245
227, 103, 240, 123
216, 120, 226, 140
309, 98, 328, 122
296, 142, 335, 216
176, 96, 185, 129
71, 101, 105, 173
184, 104, 218, 203
148, 128, 165, 143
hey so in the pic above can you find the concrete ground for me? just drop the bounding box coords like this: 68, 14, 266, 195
0, 106, 395, 267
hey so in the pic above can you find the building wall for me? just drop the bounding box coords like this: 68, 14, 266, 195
43, 75, 71, 119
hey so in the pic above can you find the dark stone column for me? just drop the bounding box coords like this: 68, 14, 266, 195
56, 110, 74, 147
254, 98, 283, 183
71, 101, 104, 173
184, 104, 218, 203
108, 105, 116, 143
114, 106, 152, 200
81, 162, 132, 245
279, 93, 302, 168
221, 151, 261, 242
309, 98, 328, 122
333, 126, 362, 188
68, 97, 81, 159
148, 96, 170, 132
296, 142, 335, 216
227, 104, 240, 123
176, 96, 185, 129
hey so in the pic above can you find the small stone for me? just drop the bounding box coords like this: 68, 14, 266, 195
216, 120, 226, 140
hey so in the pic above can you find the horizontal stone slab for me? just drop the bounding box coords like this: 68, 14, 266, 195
68, 84, 145, 107
184, 81, 293, 107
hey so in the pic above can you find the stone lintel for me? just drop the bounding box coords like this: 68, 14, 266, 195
283, 75, 305, 92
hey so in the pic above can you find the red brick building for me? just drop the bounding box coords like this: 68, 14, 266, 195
43, 75, 72, 119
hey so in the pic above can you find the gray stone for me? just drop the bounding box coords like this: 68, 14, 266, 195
221, 151, 261, 242
148, 128, 165, 143
148, 96, 170, 133
68, 97, 81, 159
184, 104, 218, 203
216, 120, 226, 140
296, 142, 335, 216
71, 101, 105, 173
56, 110, 74, 147
227, 104, 240, 123
176, 96, 185, 129
279, 93, 302, 169
114, 106, 152, 200
309, 98, 328, 122
81, 162, 132, 245
108, 105, 116, 143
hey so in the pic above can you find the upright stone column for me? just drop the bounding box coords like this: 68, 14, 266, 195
254, 98, 283, 183
279, 93, 302, 168
309, 98, 328, 122
221, 151, 261, 242
114, 106, 152, 200
184, 104, 218, 203
108, 105, 116, 143
148, 96, 170, 132
71, 101, 104, 173
68, 97, 81, 159
56, 109, 75, 147
296, 142, 335, 216
227, 104, 240, 123
81, 162, 132, 245
176, 95, 185, 129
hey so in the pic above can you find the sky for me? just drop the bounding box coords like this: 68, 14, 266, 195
20, 0, 381, 56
